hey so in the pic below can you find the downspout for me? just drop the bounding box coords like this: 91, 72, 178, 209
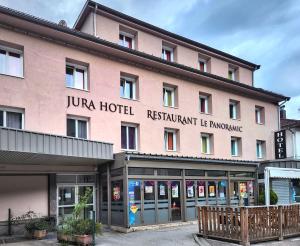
288, 128, 296, 159
93, 4, 98, 36
278, 99, 289, 130
264, 168, 270, 206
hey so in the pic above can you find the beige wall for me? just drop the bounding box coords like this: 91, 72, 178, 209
86, 12, 254, 84
0, 27, 278, 161
0, 176, 48, 221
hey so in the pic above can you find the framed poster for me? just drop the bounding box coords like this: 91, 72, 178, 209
172, 184, 179, 198
187, 185, 194, 198
145, 185, 153, 194
159, 184, 165, 196
113, 186, 120, 201
209, 185, 215, 197
198, 185, 205, 197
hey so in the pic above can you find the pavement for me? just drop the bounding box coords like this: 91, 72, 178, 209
2, 224, 300, 246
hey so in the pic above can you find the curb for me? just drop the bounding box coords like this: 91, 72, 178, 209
193, 234, 211, 246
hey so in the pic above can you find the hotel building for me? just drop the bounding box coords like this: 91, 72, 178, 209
0, 0, 288, 232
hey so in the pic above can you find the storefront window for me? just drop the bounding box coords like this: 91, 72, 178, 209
207, 171, 226, 177
144, 181, 155, 200
291, 179, 300, 203
186, 181, 195, 199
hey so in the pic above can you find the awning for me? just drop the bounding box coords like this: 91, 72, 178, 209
0, 127, 113, 165
267, 167, 300, 179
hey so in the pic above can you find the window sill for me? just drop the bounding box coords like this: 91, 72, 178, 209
66, 86, 89, 92
256, 122, 265, 125
163, 105, 178, 109
120, 97, 139, 102
165, 149, 178, 152
202, 152, 213, 155
0, 73, 24, 79
121, 148, 138, 152
200, 112, 212, 116
230, 118, 241, 121
231, 155, 241, 158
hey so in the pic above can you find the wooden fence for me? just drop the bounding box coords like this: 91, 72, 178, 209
197, 204, 300, 246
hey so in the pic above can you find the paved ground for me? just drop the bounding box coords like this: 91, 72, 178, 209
3, 224, 300, 246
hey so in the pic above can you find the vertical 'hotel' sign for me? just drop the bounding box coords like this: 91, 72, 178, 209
274, 130, 286, 159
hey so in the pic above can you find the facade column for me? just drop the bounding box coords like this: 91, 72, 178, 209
48, 174, 57, 219
107, 164, 111, 226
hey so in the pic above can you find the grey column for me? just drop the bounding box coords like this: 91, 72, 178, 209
48, 174, 57, 218
107, 164, 112, 226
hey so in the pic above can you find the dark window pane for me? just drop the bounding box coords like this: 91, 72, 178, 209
67, 118, 76, 137
207, 171, 226, 177
128, 167, 154, 175
77, 120, 87, 139
58, 186, 75, 206
0, 111, 3, 126
121, 125, 127, 149
120, 79, 125, 97
185, 169, 205, 176
230, 172, 254, 178
6, 112, 22, 129
128, 126, 136, 150
78, 186, 93, 204
77, 175, 95, 183
157, 169, 181, 176
0, 49, 6, 55
110, 168, 123, 177
8, 52, 20, 58
66, 66, 74, 87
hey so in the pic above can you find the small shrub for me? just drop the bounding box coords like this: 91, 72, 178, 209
258, 189, 278, 205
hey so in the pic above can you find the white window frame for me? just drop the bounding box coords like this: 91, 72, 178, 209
198, 58, 207, 72
67, 116, 89, 139
228, 67, 236, 81
163, 86, 175, 107
121, 123, 138, 151
201, 133, 211, 154
256, 140, 264, 159
119, 31, 135, 49
120, 76, 136, 100
199, 95, 209, 114
162, 45, 174, 62
229, 101, 238, 119
231, 137, 239, 157
0, 107, 24, 129
164, 129, 177, 152
66, 63, 88, 91
0, 45, 23, 78
255, 107, 263, 124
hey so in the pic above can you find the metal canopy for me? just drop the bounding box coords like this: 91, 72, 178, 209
0, 127, 113, 165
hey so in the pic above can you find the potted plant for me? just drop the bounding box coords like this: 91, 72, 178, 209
25, 217, 50, 239
57, 188, 102, 245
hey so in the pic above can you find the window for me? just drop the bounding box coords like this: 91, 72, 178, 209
66, 63, 88, 90
119, 32, 134, 49
120, 76, 136, 100
199, 93, 211, 114
0, 108, 24, 129
229, 100, 240, 120
255, 106, 265, 124
162, 45, 174, 62
199, 59, 207, 72
231, 137, 241, 156
67, 117, 88, 139
201, 133, 213, 154
163, 86, 176, 107
164, 129, 177, 151
0, 45, 23, 77
256, 140, 265, 159
228, 66, 237, 81
121, 123, 138, 151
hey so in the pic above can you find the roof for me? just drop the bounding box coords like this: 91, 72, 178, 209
74, 0, 260, 70
0, 4, 289, 103
125, 152, 259, 166
281, 118, 300, 129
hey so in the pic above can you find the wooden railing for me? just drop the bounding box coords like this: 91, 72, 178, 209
197, 204, 300, 246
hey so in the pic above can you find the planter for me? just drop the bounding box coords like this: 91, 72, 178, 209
75, 234, 93, 246
33, 229, 47, 239
57, 233, 74, 243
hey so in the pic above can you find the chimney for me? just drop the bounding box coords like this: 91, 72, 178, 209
280, 107, 286, 119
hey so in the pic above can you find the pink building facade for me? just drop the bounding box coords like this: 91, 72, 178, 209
0, 1, 288, 232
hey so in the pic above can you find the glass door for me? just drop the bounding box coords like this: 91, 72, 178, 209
186, 180, 196, 220
157, 181, 169, 224
143, 181, 156, 224
171, 181, 181, 221
128, 180, 141, 226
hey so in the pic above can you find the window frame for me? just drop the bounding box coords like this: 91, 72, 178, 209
231, 137, 239, 157
66, 116, 89, 139
228, 67, 236, 81
198, 58, 207, 72
163, 86, 175, 107
199, 94, 209, 114
0, 107, 25, 129
119, 31, 135, 49
65, 62, 88, 91
255, 106, 265, 124
120, 76, 137, 100
229, 100, 240, 120
201, 133, 212, 154
0, 44, 24, 78
256, 140, 265, 159
162, 45, 174, 62
164, 128, 177, 152
121, 123, 138, 151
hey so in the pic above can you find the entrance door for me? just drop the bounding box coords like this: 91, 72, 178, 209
170, 181, 181, 221
128, 180, 142, 226
186, 181, 196, 220
157, 181, 169, 224
143, 181, 156, 224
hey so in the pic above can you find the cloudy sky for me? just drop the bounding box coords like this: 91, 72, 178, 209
1, 0, 300, 119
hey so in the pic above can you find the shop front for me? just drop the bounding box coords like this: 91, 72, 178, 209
99, 153, 258, 229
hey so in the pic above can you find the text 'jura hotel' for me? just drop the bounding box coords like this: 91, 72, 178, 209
0, 0, 289, 231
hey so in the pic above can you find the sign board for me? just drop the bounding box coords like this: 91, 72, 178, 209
274, 130, 286, 159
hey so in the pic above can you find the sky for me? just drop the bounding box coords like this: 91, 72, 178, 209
1, 0, 299, 119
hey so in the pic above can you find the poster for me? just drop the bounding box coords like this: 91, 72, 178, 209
187, 186, 194, 198
159, 185, 165, 196
172, 184, 179, 198
128, 181, 140, 226
145, 185, 153, 194
113, 186, 120, 201
198, 185, 205, 197
240, 182, 247, 198
219, 192, 225, 198
209, 185, 215, 197
65, 193, 72, 199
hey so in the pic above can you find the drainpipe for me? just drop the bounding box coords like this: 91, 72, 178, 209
93, 4, 98, 36
288, 128, 296, 159
264, 168, 270, 206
